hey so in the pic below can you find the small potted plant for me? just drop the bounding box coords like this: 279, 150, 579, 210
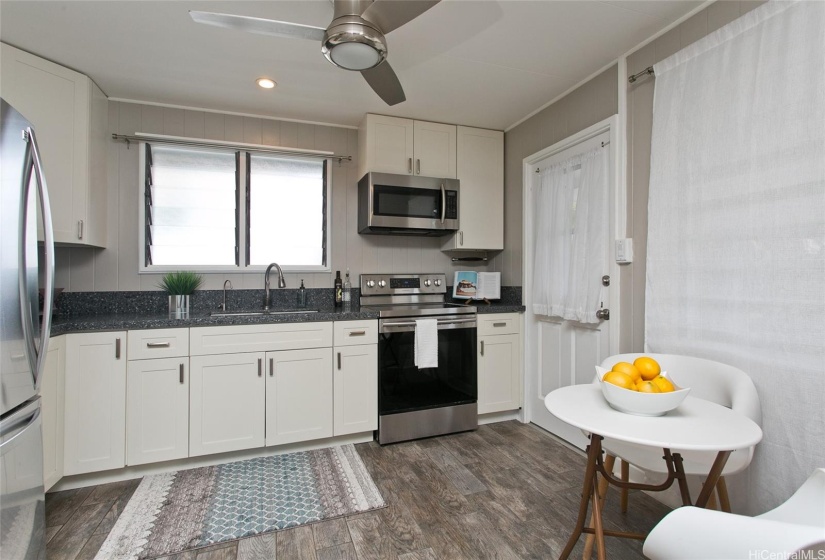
158, 271, 203, 318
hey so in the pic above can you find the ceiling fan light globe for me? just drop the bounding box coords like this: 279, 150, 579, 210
322, 18, 387, 71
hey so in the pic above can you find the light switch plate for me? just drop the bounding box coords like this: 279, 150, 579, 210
615, 238, 633, 263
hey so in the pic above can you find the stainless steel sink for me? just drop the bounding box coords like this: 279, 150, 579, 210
210, 309, 319, 317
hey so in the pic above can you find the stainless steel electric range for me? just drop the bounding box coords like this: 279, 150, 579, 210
360, 273, 478, 445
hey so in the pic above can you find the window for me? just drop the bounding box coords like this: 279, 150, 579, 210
140, 143, 329, 272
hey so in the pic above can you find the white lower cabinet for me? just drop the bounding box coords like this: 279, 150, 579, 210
478, 314, 522, 415
265, 348, 333, 446
64, 332, 127, 476
189, 353, 265, 457
41, 335, 65, 491
126, 358, 189, 466
334, 345, 378, 436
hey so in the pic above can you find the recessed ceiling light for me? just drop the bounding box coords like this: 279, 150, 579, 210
256, 78, 276, 89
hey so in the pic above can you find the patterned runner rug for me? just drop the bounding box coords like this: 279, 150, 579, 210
95, 445, 385, 560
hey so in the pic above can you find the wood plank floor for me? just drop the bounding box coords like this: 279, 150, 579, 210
46, 421, 672, 560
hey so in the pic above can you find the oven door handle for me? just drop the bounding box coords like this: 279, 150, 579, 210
380, 317, 476, 333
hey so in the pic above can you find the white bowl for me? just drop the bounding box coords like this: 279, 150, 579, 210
595, 366, 690, 416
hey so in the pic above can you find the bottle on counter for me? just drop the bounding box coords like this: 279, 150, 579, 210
334, 271, 343, 307
296, 279, 307, 308
342, 269, 351, 310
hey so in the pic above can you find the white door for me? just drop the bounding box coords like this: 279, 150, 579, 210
334, 344, 378, 436
265, 348, 333, 446
190, 352, 265, 456
64, 332, 127, 475
478, 333, 521, 414
523, 119, 619, 449
126, 357, 189, 466
413, 120, 457, 178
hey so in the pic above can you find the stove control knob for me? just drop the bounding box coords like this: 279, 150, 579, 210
378, 280, 386, 288
434, 279, 442, 287
366, 280, 375, 288
424, 279, 431, 287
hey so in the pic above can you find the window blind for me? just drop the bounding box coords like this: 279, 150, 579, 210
144, 144, 238, 266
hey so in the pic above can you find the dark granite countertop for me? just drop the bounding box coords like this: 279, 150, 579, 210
50, 302, 523, 335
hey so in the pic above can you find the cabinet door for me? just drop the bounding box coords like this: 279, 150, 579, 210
64, 332, 126, 475
334, 345, 377, 436
265, 348, 333, 446
42, 336, 65, 491
478, 334, 521, 414
126, 358, 189, 466
413, 120, 457, 179
363, 114, 414, 175
190, 353, 265, 456
443, 126, 504, 251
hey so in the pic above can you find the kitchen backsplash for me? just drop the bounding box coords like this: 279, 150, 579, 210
56, 286, 522, 316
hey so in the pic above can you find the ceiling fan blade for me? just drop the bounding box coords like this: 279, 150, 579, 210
189, 11, 326, 42
359, 0, 440, 34
361, 61, 406, 106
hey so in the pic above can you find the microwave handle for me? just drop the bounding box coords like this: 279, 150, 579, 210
440, 182, 446, 224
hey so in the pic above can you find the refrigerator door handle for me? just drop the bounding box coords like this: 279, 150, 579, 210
0, 402, 41, 449
18, 127, 55, 390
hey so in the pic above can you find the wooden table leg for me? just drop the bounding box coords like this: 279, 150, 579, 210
591, 478, 607, 560
670, 451, 692, 506
583, 454, 616, 560
559, 434, 603, 560
695, 451, 731, 508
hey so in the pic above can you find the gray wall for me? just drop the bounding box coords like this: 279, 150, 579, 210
54, 101, 493, 292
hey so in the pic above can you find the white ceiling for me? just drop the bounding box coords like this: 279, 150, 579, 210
0, 1, 701, 130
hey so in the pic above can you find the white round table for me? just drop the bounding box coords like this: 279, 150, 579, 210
544, 384, 763, 560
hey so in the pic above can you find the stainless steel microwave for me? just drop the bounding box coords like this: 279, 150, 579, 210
358, 172, 459, 236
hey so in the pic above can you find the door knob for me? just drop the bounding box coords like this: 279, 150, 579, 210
596, 309, 610, 320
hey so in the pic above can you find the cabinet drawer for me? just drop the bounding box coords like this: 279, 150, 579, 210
190, 322, 333, 356
127, 328, 189, 360
478, 313, 520, 336
334, 320, 378, 346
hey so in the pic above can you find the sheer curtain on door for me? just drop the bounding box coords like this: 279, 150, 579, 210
646, 1, 825, 514
532, 146, 608, 323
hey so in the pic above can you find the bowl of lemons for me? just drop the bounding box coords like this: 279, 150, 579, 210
596, 356, 690, 416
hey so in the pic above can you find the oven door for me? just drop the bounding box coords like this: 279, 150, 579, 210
378, 317, 476, 417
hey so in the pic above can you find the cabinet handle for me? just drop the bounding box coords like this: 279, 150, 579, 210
337, 352, 342, 370
481, 340, 484, 356
408, 157, 413, 174
416, 158, 421, 175
179, 363, 184, 384
147, 341, 171, 348
115, 338, 121, 359
348, 330, 366, 337
77, 220, 84, 239
493, 322, 506, 327
459, 231, 464, 246
269, 358, 274, 377
258, 358, 262, 377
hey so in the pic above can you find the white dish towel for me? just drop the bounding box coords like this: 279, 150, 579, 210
414, 319, 439, 369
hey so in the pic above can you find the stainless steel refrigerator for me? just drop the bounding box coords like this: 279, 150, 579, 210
0, 98, 56, 560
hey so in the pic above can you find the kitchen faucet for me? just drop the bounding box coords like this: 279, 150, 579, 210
263, 263, 286, 310
220, 280, 233, 311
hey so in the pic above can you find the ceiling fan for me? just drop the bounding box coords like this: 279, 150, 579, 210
189, 0, 441, 106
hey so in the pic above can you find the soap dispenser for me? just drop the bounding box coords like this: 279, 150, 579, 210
296, 279, 307, 308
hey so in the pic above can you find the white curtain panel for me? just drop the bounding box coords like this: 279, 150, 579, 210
532, 146, 608, 323
646, 1, 825, 515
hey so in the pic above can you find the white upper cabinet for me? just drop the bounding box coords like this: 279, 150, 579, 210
442, 126, 504, 251
0, 43, 108, 247
358, 114, 456, 179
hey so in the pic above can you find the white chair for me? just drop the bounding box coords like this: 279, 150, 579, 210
644, 468, 825, 559
598, 353, 762, 512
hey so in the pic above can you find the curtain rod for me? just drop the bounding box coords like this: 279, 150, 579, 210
111, 133, 352, 163
628, 66, 655, 84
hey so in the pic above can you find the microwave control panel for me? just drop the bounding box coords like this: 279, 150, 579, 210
445, 191, 458, 219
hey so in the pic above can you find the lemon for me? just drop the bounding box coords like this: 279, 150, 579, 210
651, 376, 675, 393
636, 380, 661, 393
634, 356, 661, 381
611, 362, 641, 383
604, 371, 636, 391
